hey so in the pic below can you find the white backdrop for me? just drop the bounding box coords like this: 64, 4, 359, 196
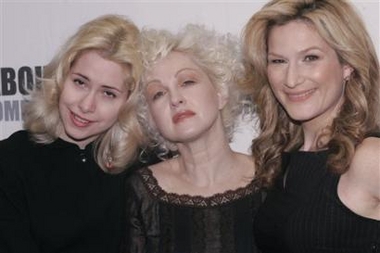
1, 0, 379, 154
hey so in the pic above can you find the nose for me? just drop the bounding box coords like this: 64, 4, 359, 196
79, 92, 96, 113
284, 62, 304, 88
170, 89, 185, 108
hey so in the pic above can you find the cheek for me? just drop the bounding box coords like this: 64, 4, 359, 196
147, 103, 165, 128
314, 70, 344, 95
316, 58, 345, 81
267, 68, 282, 89
151, 108, 166, 130
108, 113, 120, 125
58, 88, 70, 113
99, 99, 126, 120
59, 82, 78, 105
201, 86, 221, 108
58, 91, 73, 127
312, 64, 330, 79
268, 85, 283, 105
266, 69, 282, 94
100, 108, 121, 128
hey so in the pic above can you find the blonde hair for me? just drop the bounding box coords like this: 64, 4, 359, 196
242, 0, 380, 187
137, 24, 248, 157
23, 14, 144, 173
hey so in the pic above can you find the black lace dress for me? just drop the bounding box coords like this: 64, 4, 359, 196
121, 167, 262, 253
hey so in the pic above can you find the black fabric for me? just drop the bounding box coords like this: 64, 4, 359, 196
121, 167, 262, 253
0, 130, 156, 253
254, 146, 380, 253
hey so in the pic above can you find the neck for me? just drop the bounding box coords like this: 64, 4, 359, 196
301, 128, 330, 151
58, 129, 93, 150
175, 133, 236, 186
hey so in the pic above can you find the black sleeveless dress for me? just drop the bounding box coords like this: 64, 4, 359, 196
253, 146, 380, 253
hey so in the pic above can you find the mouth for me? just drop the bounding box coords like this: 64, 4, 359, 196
70, 111, 92, 127
286, 88, 316, 102
172, 110, 196, 124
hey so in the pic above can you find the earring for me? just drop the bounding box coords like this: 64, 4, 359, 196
106, 155, 113, 169
343, 76, 350, 87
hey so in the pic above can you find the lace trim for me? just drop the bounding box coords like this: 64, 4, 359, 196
138, 167, 259, 207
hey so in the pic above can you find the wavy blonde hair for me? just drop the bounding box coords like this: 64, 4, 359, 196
137, 24, 249, 157
23, 14, 144, 173
241, 0, 380, 187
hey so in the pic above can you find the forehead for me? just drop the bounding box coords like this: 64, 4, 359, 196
70, 50, 129, 88
268, 20, 332, 51
147, 51, 203, 77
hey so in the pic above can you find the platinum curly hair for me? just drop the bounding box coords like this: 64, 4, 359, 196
137, 24, 250, 158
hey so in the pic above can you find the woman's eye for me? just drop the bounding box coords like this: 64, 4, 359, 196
73, 78, 85, 86
104, 90, 116, 98
305, 55, 319, 62
152, 90, 165, 100
182, 80, 195, 86
268, 58, 285, 64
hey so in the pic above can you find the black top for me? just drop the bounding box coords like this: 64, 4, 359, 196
122, 167, 262, 253
254, 147, 380, 253
0, 130, 151, 253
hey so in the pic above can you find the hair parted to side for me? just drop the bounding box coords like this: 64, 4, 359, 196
241, 0, 380, 187
23, 14, 144, 173
137, 24, 249, 158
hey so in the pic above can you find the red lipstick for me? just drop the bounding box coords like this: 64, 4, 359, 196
172, 110, 195, 124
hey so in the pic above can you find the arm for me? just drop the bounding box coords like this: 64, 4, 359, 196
121, 172, 160, 253
0, 164, 40, 253
338, 137, 380, 220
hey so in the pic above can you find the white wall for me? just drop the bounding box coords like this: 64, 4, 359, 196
1, 0, 379, 154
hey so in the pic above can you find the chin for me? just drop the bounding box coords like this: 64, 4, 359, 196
287, 114, 314, 123
65, 130, 89, 142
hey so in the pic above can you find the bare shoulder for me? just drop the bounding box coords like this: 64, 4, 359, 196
339, 137, 380, 219
148, 159, 179, 185
351, 137, 380, 174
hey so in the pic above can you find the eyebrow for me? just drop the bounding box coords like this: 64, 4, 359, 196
175, 67, 199, 77
268, 46, 323, 57
72, 72, 89, 81
102, 85, 124, 93
298, 46, 323, 54
145, 79, 162, 87
71, 72, 124, 93
145, 67, 200, 87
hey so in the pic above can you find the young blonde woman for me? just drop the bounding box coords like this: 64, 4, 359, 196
242, 0, 380, 252
0, 14, 150, 253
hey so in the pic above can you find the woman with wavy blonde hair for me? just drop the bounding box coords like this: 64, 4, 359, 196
0, 14, 149, 253
24, 14, 144, 172
241, 0, 380, 252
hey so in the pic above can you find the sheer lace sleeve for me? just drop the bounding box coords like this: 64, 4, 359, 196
121, 168, 160, 253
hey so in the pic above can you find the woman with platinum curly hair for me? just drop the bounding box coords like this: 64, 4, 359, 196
122, 24, 261, 253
